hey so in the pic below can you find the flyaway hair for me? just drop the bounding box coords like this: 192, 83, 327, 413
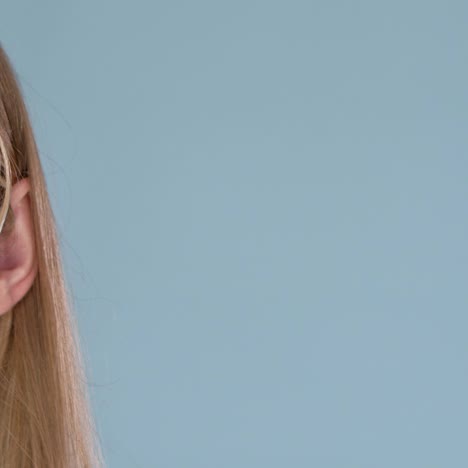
0, 44, 104, 467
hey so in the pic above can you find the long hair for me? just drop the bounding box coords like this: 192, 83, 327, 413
0, 45, 104, 467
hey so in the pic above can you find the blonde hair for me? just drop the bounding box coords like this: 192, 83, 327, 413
0, 45, 104, 466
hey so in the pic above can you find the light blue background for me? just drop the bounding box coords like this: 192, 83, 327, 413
2, 1, 468, 466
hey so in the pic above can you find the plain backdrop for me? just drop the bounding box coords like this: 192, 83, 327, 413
2, 1, 468, 467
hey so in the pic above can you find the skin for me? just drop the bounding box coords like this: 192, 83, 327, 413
0, 178, 38, 315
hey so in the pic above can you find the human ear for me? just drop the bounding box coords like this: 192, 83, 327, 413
0, 177, 38, 315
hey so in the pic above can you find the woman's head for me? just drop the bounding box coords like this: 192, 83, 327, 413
0, 44, 104, 467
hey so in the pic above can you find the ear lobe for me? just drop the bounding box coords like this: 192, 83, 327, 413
0, 178, 38, 315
